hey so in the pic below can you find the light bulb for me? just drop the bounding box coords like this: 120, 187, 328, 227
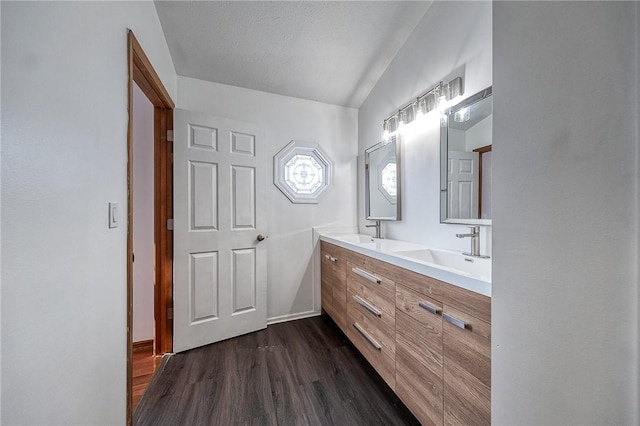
454, 106, 470, 122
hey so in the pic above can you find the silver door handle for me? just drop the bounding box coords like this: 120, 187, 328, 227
443, 313, 467, 330
351, 267, 381, 284
418, 301, 441, 315
324, 254, 338, 262
352, 295, 381, 317
353, 323, 382, 350
257, 234, 267, 242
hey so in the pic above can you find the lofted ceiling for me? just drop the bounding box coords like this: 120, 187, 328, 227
154, 1, 432, 108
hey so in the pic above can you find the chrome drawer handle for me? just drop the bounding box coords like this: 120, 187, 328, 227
351, 267, 381, 284
324, 254, 337, 262
443, 313, 467, 330
352, 295, 381, 317
353, 323, 382, 350
418, 301, 441, 315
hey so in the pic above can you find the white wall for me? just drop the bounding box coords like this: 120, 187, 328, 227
1, 2, 176, 424
357, 1, 492, 254
466, 115, 492, 151
133, 82, 155, 342
177, 76, 358, 322
0, 3, 3, 421
493, 2, 638, 424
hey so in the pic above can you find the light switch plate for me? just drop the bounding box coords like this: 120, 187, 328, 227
109, 202, 118, 228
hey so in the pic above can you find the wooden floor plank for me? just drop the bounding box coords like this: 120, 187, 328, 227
134, 315, 418, 425
131, 344, 163, 411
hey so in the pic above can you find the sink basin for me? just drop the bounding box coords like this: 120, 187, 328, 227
393, 248, 491, 281
320, 232, 492, 295
330, 234, 377, 244
332, 237, 424, 253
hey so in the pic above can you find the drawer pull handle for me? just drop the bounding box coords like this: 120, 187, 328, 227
418, 301, 441, 315
443, 313, 467, 330
352, 295, 382, 317
352, 267, 381, 284
353, 323, 382, 350
324, 254, 338, 262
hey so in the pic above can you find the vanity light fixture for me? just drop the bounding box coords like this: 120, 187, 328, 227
401, 103, 415, 126
381, 76, 463, 137
382, 115, 399, 141
449, 76, 463, 99
438, 82, 450, 113
398, 109, 407, 130
454, 106, 471, 122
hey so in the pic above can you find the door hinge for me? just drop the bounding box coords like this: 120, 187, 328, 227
167, 307, 174, 320
166, 129, 174, 142
167, 218, 174, 230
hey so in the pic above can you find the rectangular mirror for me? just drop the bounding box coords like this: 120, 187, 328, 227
440, 86, 492, 225
365, 135, 401, 221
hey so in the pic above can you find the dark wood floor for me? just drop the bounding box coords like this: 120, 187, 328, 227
134, 315, 418, 425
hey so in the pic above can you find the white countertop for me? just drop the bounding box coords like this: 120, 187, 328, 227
319, 232, 491, 297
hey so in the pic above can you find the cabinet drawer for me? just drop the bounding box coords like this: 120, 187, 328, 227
348, 277, 395, 325
347, 293, 395, 359
347, 262, 395, 305
443, 305, 490, 426
346, 318, 396, 391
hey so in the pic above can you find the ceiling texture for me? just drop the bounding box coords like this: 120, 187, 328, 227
154, 1, 432, 108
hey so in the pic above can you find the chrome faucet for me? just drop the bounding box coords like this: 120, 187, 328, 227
456, 226, 489, 258
365, 220, 382, 238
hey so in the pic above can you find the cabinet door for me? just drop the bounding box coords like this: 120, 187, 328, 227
320, 242, 347, 332
443, 305, 490, 426
396, 283, 444, 425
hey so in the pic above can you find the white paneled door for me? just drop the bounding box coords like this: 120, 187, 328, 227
447, 150, 479, 219
173, 109, 267, 353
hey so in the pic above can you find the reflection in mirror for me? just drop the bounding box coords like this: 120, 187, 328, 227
365, 135, 401, 221
440, 87, 492, 224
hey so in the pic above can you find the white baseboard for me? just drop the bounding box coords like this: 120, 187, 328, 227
267, 310, 321, 325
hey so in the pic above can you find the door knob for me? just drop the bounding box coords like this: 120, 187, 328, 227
257, 234, 267, 242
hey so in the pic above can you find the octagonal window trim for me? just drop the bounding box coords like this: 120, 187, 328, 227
377, 150, 397, 204
380, 162, 397, 200
274, 141, 332, 204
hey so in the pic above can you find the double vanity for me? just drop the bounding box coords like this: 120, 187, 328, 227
319, 233, 491, 425
328, 84, 494, 424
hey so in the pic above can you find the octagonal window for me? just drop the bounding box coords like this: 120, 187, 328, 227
274, 141, 332, 204
381, 162, 397, 198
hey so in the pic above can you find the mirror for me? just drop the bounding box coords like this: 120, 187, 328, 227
440, 86, 492, 224
365, 135, 401, 221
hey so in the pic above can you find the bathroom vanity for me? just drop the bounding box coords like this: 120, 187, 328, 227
320, 234, 491, 426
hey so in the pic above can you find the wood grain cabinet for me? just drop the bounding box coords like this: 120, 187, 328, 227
320, 242, 348, 333
395, 271, 491, 425
346, 261, 396, 390
442, 304, 491, 426
396, 282, 444, 425
319, 241, 491, 425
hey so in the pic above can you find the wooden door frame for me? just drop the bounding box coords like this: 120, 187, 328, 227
472, 144, 492, 218
127, 30, 174, 425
